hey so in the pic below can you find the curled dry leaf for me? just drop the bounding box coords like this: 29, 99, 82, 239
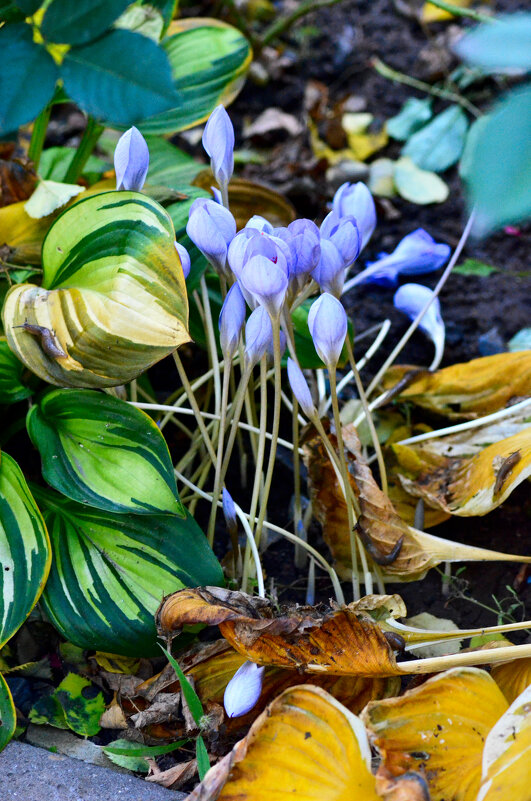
0, 146, 38, 207
302, 424, 526, 581
392, 426, 531, 516
148, 758, 198, 790
380, 352, 531, 420
362, 668, 508, 801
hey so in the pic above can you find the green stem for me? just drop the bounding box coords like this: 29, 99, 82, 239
372, 57, 482, 118
259, 0, 346, 51
28, 105, 51, 170
424, 0, 493, 23
64, 117, 104, 184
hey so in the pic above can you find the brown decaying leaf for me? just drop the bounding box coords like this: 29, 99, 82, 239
303, 424, 525, 581
147, 758, 198, 789
0, 145, 38, 207
380, 352, 531, 420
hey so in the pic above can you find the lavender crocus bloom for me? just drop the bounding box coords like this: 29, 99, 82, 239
202, 104, 234, 192
240, 254, 288, 318
311, 238, 346, 298
286, 219, 321, 275
174, 242, 191, 280
114, 127, 149, 192
320, 211, 360, 267
244, 306, 274, 368
346, 229, 451, 291
287, 357, 316, 418
219, 282, 246, 360
222, 488, 238, 538
224, 661, 265, 718
186, 198, 236, 278
246, 215, 274, 234
394, 283, 445, 369
332, 181, 376, 250
308, 293, 348, 367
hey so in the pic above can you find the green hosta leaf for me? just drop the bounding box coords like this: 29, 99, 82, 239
0, 339, 33, 404
35, 486, 223, 655
0, 673, 16, 752
38, 147, 109, 184
453, 259, 499, 276
61, 29, 180, 127
3, 191, 190, 388
454, 13, 531, 73
14, 0, 42, 13
0, 24, 58, 134
387, 98, 433, 141
146, 137, 203, 189
394, 156, 449, 204
140, 18, 252, 135
0, 453, 51, 649
30, 673, 104, 736
41, 0, 131, 45
27, 389, 183, 515
463, 85, 531, 237
402, 105, 469, 173
114, 4, 165, 42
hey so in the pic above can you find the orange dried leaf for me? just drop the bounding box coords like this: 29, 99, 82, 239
381, 352, 531, 420
362, 668, 508, 801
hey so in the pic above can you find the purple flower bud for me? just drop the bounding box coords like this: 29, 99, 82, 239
246, 215, 274, 234
320, 211, 360, 266
244, 306, 273, 368
332, 181, 376, 251
219, 282, 246, 360
311, 239, 345, 298
394, 283, 445, 366
224, 661, 265, 718
287, 358, 315, 418
287, 219, 321, 275
174, 242, 191, 280
114, 127, 149, 192
352, 229, 451, 289
240, 254, 288, 318
307, 293, 348, 367
202, 105, 234, 190
211, 186, 222, 204
222, 488, 238, 538
186, 198, 236, 277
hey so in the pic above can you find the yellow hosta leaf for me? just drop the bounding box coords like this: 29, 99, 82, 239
491, 657, 531, 704
363, 668, 508, 801
0, 199, 52, 264
477, 684, 531, 801
189, 685, 380, 801
392, 426, 531, 516
381, 352, 531, 419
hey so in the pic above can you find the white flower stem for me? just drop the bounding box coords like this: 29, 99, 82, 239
172, 352, 216, 462
207, 357, 232, 547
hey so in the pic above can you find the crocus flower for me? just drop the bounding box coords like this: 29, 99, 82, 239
228, 228, 291, 284
219, 282, 246, 360
286, 219, 321, 275
186, 198, 236, 278
332, 181, 376, 250
246, 215, 274, 234
114, 126, 149, 192
311, 238, 346, 298
240, 254, 288, 319
287, 357, 316, 418
244, 306, 273, 368
202, 104, 234, 195
320, 211, 360, 267
174, 242, 191, 280
224, 661, 265, 718
345, 229, 451, 292
308, 293, 348, 367
222, 488, 238, 540
394, 283, 445, 369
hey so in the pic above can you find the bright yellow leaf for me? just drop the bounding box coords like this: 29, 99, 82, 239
491, 657, 531, 704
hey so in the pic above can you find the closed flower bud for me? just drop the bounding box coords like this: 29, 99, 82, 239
244, 306, 273, 368
332, 181, 376, 251
219, 282, 246, 360
114, 127, 149, 192
287, 358, 316, 418
311, 238, 345, 297
186, 198, 236, 278
222, 488, 238, 540
394, 283, 445, 367
246, 215, 274, 234
240, 254, 288, 319
202, 105, 234, 191
320, 211, 360, 266
224, 661, 265, 718
308, 293, 348, 368
174, 242, 191, 280
285, 219, 321, 276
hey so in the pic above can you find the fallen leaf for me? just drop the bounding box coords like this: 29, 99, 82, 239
363, 668, 508, 801
403, 613, 462, 657
381, 352, 531, 419
491, 657, 531, 704
147, 758, 198, 789
130, 693, 182, 728
0, 148, 38, 207
369, 158, 397, 197
244, 107, 303, 139
394, 156, 449, 204
24, 180, 85, 218
402, 105, 468, 173
99, 699, 128, 729
387, 98, 433, 141
422, 0, 472, 23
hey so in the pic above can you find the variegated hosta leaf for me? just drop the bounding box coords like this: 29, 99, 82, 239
2, 191, 190, 388
0, 672, 16, 753
0, 338, 34, 405
27, 389, 183, 516
0, 453, 51, 650
34, 486, 223, 656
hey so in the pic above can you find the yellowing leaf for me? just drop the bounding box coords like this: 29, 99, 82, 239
491, 657, 531, 704
93, 652, 141, 675
381, 352, 531, 419
363, 668, 508, 801
477, 684, 531, 801
343, 113, 389, 162
24, 180, 85, 219
188, 685, 381, 801
394, 156, 449, 204
422, 0, 472, 23
392, 426, 531, 516
0, 199, 53, 264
